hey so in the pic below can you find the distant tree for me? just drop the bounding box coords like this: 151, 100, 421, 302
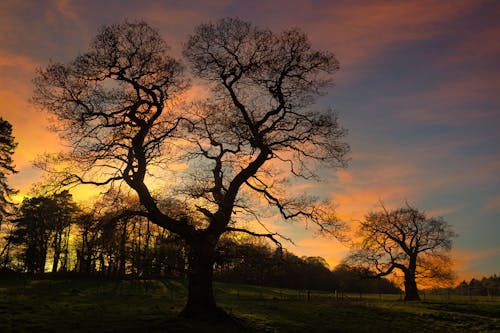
74, 211, 99, 274
345, 204, 456, 300
0, 117, 18, 223
9, 191, 78, 274
214, 238, 400, 293
10, 196, 52, 273
48, 190, 78, 272
149, 232, 186, 278
451, 275, 500, 297
481, 275, 500, 297
215, 237, 275, 286
331, 264, 400, 294
215, 237, 338, 291
32, 18, 348, 320
73, 191, 188, 278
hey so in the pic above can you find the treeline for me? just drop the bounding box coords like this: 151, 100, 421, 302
214, 238, 400, 293
0, 191, 188, 278
0, 191, 399, 293
451, 275, 500, 296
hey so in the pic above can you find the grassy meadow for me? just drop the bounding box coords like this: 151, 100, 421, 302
0, 277, 498, 332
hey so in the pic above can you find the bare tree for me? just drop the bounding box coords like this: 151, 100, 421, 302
345, 204, 456, 300
32, 18, 349, 320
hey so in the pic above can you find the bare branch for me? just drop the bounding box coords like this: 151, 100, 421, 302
225, 226, 284, 248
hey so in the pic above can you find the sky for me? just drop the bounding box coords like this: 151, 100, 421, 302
1, 0, 499, 280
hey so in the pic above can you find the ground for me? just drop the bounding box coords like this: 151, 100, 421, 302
0, 277, 498, 332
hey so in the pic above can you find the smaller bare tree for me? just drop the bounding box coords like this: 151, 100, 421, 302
345, 204, 456, 300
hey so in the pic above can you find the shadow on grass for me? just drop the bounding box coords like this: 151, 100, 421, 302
0, 277, 499, 332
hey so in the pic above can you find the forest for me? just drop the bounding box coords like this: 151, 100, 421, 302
1, 189, 497, 298
0, 190, 399, 294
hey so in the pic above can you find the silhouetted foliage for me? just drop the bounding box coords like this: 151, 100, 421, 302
32, 18, 349, 320
1, 204, 403, 295
8, 191, 77, 274
451, 275, 500, 297
0, 117, 17, 223
73, 191, 187, 278
331, 264, 400, 294
214, 237, 400, 293
345, 204, 456, 300
0, 189, 187, 277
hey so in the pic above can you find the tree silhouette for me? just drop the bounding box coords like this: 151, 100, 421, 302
0, 117, 18, 223
345, 204, 456, 300
9, 191, 78, 274
32, 18, 349, 320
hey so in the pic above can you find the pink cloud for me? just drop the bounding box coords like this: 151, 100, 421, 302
432, 13, 500, 70
300, 0, 480, 83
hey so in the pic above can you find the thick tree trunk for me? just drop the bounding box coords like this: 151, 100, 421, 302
403, 256, 420, 301
179, 239, 227, 321
403, 272, 420, 301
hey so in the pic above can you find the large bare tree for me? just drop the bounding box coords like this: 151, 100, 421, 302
32, 18, 349, 320
346, 204, 456, 300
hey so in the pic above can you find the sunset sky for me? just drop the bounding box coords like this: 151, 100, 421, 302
1, 0, 499, 280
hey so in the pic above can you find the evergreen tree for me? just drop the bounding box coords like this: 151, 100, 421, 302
0, 117, 17, 223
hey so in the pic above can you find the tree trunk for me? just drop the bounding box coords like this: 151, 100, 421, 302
52, 249, 60, 273
39, 244, 48, 274
52, 232, 62, 273
404, 271, 420, 301
403, 256, 420, 301
118, 222, 127, 276
180, 239, 227, 321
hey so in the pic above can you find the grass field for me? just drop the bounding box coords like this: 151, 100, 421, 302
0, 277, 499, 332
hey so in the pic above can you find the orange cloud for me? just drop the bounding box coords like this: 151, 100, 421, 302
327, 152, 424, 220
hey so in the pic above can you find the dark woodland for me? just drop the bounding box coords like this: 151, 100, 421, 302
0, 192, 399, 294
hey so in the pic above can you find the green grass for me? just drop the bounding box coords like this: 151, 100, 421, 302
0, 277, 498, 332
